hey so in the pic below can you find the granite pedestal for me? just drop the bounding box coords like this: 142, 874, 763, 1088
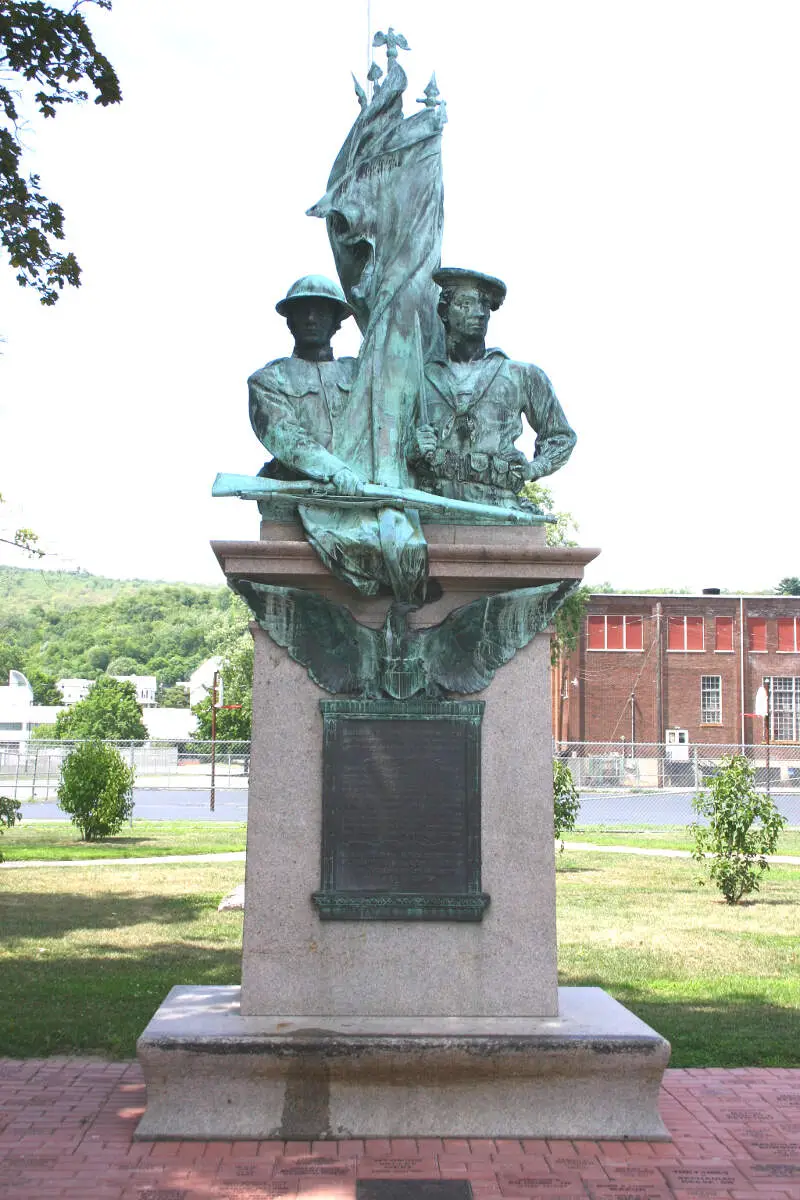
136, 524, 672, 1139
135, 985, 670, 1140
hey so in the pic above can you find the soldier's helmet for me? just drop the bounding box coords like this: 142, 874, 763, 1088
275, 275, 354, 321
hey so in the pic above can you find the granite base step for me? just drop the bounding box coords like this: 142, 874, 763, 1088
135, 985, 671, 1140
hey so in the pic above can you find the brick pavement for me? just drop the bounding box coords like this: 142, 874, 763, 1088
0, 1060, 798, 1199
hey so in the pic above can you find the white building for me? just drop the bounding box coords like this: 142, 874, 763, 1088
188, 656, 223, 709
57, 674, 157, 707
56, 677, 92, 705
0, 670, 196, 747
0, 672, 63, 747
143, 707, 197, 741
0, 671, 35, 745
113, 675, 157, 707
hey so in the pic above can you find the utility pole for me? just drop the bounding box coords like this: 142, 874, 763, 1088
209, 670, 243, 814
210, 670, 219, 813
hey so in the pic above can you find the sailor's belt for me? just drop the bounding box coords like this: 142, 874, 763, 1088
426, 449, 527, 489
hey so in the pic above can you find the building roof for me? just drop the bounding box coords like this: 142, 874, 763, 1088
588, 593, 800, 601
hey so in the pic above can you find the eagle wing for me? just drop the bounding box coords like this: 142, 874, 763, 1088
419, 581, 578, 694
230, 578, 380, 695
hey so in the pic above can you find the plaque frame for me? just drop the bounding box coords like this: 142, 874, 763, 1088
312, 699, 489, 921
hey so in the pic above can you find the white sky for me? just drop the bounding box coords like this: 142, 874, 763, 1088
1, 0, 798, 591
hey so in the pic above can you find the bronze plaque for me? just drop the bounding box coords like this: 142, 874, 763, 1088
358, 1185, 472, 1200
312, 700, 488, 920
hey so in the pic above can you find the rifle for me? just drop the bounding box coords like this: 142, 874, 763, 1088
212, 473, 552, 526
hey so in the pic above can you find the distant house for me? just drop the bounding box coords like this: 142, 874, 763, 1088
57, 674, 157, 707
0, 669, 196, 747
112, 675, 157, 707
188, 657, 223, 709
56, 677, 92, 705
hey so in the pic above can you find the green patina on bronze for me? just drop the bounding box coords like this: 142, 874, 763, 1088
208, 33, 586, 928
230, 577, 578, 700
409, 267, 576, 512
312, 699, 489, 922
212, 473, 553, 525
216, 32, 577, 597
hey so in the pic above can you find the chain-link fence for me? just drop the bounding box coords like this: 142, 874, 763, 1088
0, 739, 250, 800
557, 740, 800, 826
4, 736, 799, 828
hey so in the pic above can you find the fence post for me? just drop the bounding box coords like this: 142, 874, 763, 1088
30, 745, 37, 800
693, 747, 699, 790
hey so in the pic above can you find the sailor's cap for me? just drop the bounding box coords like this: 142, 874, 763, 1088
432, 267, 507, 310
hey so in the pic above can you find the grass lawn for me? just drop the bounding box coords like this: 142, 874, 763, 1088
557, 850, 800, 1067
0, 820, 247, 860
5, 820, 797, 860
0, 862, 244, 1057
570, 824, 800, 855
0, 852, 797, 1065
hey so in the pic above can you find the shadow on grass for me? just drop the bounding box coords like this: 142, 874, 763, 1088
0, 939, 242, 1059
561, 971, 800, 1068
0, 890, 227, 943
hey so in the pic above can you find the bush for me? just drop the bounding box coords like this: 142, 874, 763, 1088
0, 795, 22, 861
554, 759, 580, 852
690, 754, 787, 904
57, 742, 135, 840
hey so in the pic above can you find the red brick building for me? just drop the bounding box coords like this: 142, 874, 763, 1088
554, 592, 800, 749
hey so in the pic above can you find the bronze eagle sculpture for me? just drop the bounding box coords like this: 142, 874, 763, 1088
230, 577, 576, 700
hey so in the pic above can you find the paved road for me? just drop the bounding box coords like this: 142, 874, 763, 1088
18, 787, 800, 825
577, 789, 800, 825
19, 788, 248, 822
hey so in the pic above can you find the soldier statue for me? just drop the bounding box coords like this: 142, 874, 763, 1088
248, 275, 365, 496
409, 268, 576, 508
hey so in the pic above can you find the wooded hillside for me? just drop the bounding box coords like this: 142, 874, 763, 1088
0, 566, 229, 698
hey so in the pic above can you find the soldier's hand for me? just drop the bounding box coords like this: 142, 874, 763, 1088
415, 425, 437, 457
331, 467, 366, 496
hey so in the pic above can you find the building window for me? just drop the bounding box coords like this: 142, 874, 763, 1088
765, 677, 800, 742
748, 617, 767, 652
701, 675, 722, 724
587, 614, 643, 651
667, 615, 704, 651
777, 617, 800, 653
715, 616, 734, 652
0, 722, 23, 731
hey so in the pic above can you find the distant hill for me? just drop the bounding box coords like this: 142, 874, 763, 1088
0, 566, 229, 693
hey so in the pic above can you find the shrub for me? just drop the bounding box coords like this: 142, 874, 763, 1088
0, 795, 22, 861
554, 759, 580, 852
57, 742, 135, 840
690, 753, 787, 904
